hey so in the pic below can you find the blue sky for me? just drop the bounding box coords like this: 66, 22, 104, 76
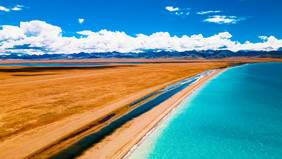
0, 0, 282, 54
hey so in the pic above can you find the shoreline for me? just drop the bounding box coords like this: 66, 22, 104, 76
121, 62, 282, 159
79, 68, 228, 159
112, 68, 227, 159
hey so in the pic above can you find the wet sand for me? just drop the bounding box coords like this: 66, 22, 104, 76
79, 69, 226, 159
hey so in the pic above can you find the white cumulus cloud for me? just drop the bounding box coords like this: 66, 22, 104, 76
12, 5, 25, 11
78, 18, 85, 24
259, 36, 268, 41
165, 6, 179, 12
0, 20, 281, 55
166, 6, 190, 16
0, 5, 25, 12
204, 15, 244, 24
0, 6, 10, 12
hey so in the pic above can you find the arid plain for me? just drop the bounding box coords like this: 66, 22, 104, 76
0, 58, 281, 158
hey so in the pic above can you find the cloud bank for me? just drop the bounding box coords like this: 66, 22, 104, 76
1, 20, 282, 55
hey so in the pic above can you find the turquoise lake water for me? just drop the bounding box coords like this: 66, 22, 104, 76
130, 63, 282, 159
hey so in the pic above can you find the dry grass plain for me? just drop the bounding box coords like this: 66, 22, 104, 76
0, 62, 234, 141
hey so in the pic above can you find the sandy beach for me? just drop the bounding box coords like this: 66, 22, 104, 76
79, 69, 226, 159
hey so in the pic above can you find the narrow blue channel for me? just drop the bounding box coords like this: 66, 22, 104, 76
130, 63, 282, 159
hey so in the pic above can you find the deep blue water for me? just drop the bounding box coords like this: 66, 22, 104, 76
0, 63, 143, 66
130, 63, 282, 159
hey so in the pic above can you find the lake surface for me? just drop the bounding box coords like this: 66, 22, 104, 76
0, 63, 144, 66
130, 63, 282, 159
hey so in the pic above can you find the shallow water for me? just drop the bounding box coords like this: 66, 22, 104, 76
130, 63, 282, 159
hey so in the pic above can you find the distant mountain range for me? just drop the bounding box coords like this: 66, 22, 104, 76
1, 50, 282, 60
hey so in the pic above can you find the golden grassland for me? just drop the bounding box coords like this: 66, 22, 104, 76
0, 62, 237, 141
